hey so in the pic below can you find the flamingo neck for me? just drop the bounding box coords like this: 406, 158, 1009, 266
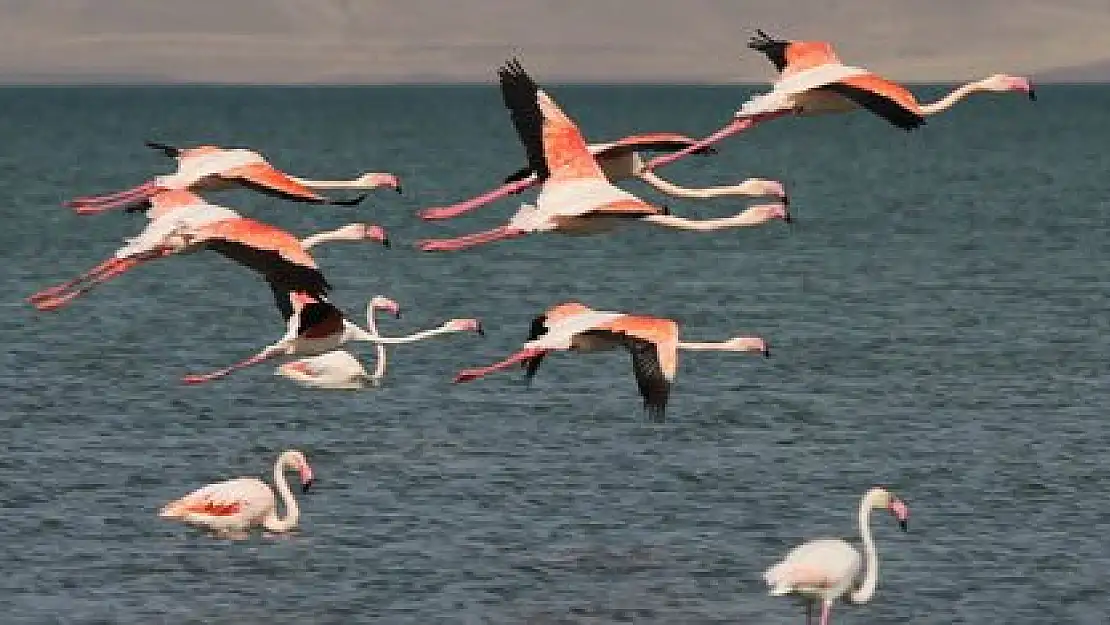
364, 304, 388, 380
262, 454, 299, 532
676, 341, 740, 351
919, 81, 983, 115
300, 228, 352, 249
371, 325, 455, 345
290, 173, 386, 189
850, 491, 881, 604
640, 208, 770, 231
638, 171, 768, 199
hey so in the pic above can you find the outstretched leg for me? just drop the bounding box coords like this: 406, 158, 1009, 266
644, 112, 790, 171
417, 177, 536, 221
819, 600, 831, 625
67, 181, 162, 213
454, 348, 547, 383
182, 345, 286, 385
416, 225, 528, 252
30, 251, 169, 311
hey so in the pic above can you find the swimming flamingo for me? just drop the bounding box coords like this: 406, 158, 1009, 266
159, 449, 314, 538
452, 301, 769, 420
418, 133, 786, 220
417, 59, 790, 252
67, 142, 402, 214
28, 191, 389, 311
645, 29, 1037, 171
763, 486, 910, 625
182, 291, 483, 385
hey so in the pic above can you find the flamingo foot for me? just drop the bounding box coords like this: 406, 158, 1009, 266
32, 290, 87, 311
417, 178, 536, 221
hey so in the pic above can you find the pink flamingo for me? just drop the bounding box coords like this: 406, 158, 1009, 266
417, 59, 790, 252
28, 190, 389, 311
418, 133, 786, 221
645, 29, 1037, 172
67, 142, 401, 214
763, 486, 910, 625
276, 296, 478, 389
182, 291, 483, 385
160, 449, 314, 538
452, 301, 769, 420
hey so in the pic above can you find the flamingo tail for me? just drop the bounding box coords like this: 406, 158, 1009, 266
417, 177, 537, 221
416, 225, 527, 252
454, 348, 547, 383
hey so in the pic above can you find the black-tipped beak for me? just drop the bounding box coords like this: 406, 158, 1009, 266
301, 479, 314, 494
762, 346, 771, 358
898, 519, 908, 532
784, 211, 794, 224
334, 193, 369, 207
395, 183, 403, 194
476, 322, 485, 336
1027, 85, 1037, 101
781, 194, 790, 207
381, 237, 391, 248
145, 141, 181, 157
393, 310, 402, 319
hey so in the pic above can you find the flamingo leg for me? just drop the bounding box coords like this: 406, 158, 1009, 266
182, 345, 286, 385
67, 181, 161, 212
643, 111, 790, 171
31, 255, 157, 311
417, 176, 537, 220
805, 599, 813, 625
416, 225, 527, 252
27, 257, 124, 303
819, 600, 831, 625
454, 348, 547, 383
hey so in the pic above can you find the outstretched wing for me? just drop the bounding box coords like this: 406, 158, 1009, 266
223, 163, 366, 206
194, 218, 332, 297
823, 75, 926, 131
627, 338, 671, 421
523, 314, 549, 381
499, 58, 550, 182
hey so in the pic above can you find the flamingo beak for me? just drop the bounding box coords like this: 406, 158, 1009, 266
300, 466, 315, 493
302, 478, 314, 494
761, 344, 771, 358
476, 321, 485, 336
890, 498, 909, 531
144, 141, 181, 157
1027, 82, 1037, 101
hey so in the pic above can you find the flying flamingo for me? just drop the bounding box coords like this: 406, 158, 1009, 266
418, 133, 786, 221
645, 29, 1037, 172
66, 141, 402, 214
28, 191, 389, 311
417, 59, 790, 252
182, 291, 483, 385
276, 295, 447, 389
452, 301, 769, 420
159, 449, 314, 538
763, 486, 910, 625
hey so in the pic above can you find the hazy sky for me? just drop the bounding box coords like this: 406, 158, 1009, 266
2, 0, 1108, 83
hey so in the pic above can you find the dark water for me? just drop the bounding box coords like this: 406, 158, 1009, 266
0, 85, 1107, 624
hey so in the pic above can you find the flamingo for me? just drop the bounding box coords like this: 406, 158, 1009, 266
452, 301, 769, 420
159, 449, 314, 538
28, 190, 390, 311
182, 291, 483, 385
417, 59, 790, 252
645, 29, 1037, 172
763, 486, 910, 625
417, 133, 786, 221
66, 141, 402, 214
275, 295, 440, 389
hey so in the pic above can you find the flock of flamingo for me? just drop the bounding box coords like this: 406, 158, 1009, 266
28, 31, 1035, 624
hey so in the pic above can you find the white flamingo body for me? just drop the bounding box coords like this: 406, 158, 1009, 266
763, 486, 909, 625
277, 350, 370, 390
115, 202, 241, 259
160, 450, 313, 535
154, 149, 265, 188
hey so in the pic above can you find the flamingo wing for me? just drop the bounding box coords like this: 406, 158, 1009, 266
499, 58, 550, 182
192, 218, 332, 296
823, 75, 926, 130
593, 316, 679, 418
222, 163, 365, 206
589, 133, 718, 159
160, 477, 273, 522
764, 538, 861, 595
749, 30, 843, 76
522, 314, 550, 381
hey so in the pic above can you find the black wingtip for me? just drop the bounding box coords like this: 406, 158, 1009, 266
331, 193, 368, 207
144, 141, 181, 157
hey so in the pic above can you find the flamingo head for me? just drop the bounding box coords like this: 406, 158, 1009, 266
980, 74, 1035, 100
742, 178, 789, 204
868, 486, 909, 531
332, 223, 390, 247
369, 296, 402, 318
282, 450, 314, 493
355, 172, 403, 194
724, 336, 770, 357
749, 202, 793, 224
445, 318, 484, 336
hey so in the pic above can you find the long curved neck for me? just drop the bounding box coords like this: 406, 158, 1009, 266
262, 459, 299, 532
301, 228, 352, 249
676, 340, 736, 350
640, 210, 769, 232
850, 497, 880, 604
370, 325, 456, 344
288, 175, 373, 189
365, 305, 388, 380
919, 81, 983, 115
638, 171, 759, 199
